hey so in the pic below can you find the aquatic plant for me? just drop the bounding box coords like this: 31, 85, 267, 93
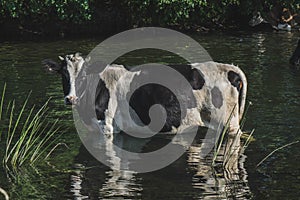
212, 104, 236, 166
256, 140, 299, 167
0, 84, 60, 170
212, 101, 254, 166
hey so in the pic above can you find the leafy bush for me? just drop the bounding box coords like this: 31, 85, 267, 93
0, 0, 91, 23
1, 0, 300, 36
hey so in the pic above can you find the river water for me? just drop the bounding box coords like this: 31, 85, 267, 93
0, 31, 299, 199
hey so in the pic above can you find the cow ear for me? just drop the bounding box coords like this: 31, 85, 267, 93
190, 68, 205, 90
58, 56, 64, 61
42, 59, 61, 73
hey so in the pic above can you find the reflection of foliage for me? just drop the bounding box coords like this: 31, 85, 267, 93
3, 137, 81, 199
5, 165, 68, 199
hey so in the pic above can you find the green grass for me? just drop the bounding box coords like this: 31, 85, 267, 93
0, 84, 61, 170
256, 140, 299, 168
212, 104, 236, 166
212, 101, 254, 167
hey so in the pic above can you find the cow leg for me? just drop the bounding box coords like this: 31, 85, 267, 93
103, 112, 114, 140
103, 91, 120, 140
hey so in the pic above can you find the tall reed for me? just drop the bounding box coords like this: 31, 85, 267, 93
212, 101, 254, 166
0, 84, 60, 170
212, 104, 236, 166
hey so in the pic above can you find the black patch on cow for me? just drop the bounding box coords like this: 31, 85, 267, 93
168, 64, 205, 90
95, 79, 110, 121
211, 87, 223, 109
290, 39, 300, 65
72, 60, 111, 126
200, 106, 211, 123
129, 83, 182, 132
61, 67, 71, 97
228, 71, 242, 92
228, 70, 243, 112
128, 65, 200, 132
73, 74, 110, 126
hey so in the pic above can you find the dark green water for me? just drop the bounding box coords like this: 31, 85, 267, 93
0, 31, 299, 199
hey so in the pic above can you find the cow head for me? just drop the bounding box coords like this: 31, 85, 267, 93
43, 53, 86, 105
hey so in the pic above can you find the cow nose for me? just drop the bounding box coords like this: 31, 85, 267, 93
64, 97, 72, 105
64, 96, 77, 105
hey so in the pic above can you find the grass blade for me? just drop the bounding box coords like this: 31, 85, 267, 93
212, 104, 236, 166
0, 83, 6, 121
256, 140, 299, 167
242, 129, 255, 150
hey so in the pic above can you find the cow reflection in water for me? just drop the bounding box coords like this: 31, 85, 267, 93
189, 132, 252, 199
70, 132, 145, 199
69, 129, 252, 199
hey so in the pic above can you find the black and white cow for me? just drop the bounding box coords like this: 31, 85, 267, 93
43, 53, 247, 136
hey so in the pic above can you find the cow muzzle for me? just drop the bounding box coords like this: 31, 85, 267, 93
65, 96, 78, 105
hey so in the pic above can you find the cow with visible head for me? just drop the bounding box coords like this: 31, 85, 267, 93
43, 53, 87, 105
43, 53, 247, 137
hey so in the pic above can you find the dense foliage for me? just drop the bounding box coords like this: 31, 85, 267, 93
0, 0, 299, 37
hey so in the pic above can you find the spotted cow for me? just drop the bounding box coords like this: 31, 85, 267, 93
43, 53, 247, 136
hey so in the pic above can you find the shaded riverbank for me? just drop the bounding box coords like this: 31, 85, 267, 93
4, 0, 300, 40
